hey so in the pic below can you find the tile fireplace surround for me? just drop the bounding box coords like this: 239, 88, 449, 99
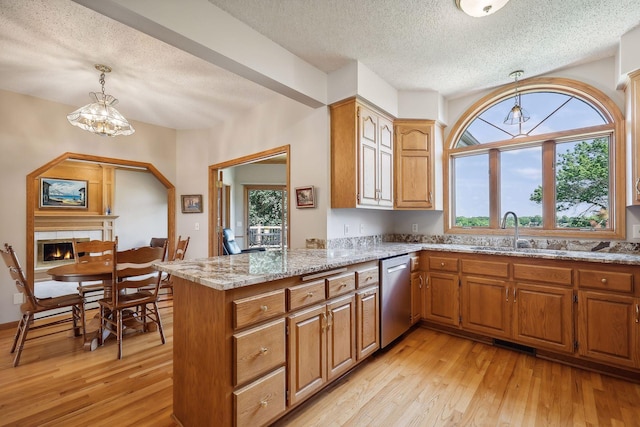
33, 214, 116, 281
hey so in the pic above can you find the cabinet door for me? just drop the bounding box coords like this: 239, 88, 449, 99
424, 272, 459, 326
327, 295, 357, 380
358, 107, 379, 207
626, 71, 640, 205
577, 291, 638, 368
411, 271, 423, 324
512, 283, 573, 353
377, 116, 394, 207
460, 276, 510, 338
287, 304, 327, 405
356, 286, 379, 360
395, 121, 433, 209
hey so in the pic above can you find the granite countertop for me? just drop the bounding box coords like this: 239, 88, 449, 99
155, 243, 640, 291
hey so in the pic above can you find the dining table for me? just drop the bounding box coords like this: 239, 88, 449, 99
46, 261, 112, 351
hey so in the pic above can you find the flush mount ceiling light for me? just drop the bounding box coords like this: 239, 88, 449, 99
455, 0, 510, 17
67, 64, 135, 137
504, 70, 530, 126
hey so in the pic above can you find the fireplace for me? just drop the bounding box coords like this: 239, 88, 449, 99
36, 238, 88, 268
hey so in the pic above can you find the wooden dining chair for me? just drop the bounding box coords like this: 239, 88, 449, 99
140, 235, 189, 301
72, 238, 117, 301
1, 243, 85, 367
99, 242, 167, 359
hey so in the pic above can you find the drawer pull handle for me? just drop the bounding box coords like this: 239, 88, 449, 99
259, 347, 269, 355
260, 400, 268, 408
601, 278, 607, 284
260, 305, 268, 312
339, 283, 347, 288
307, 292, 314, 298
636, 304, 639, 323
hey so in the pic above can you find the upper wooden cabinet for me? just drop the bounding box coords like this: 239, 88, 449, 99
394, 120, 443, 210
625, 70, 640, 205
331, 98, 394, 209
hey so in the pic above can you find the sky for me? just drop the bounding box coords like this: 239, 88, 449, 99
454, 91, 608, 219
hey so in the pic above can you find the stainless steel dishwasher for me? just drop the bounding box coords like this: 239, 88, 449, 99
380, 254, 411, 348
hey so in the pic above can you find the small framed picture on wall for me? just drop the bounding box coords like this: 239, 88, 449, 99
181, 194, 203, 213
295, 186, 315, 209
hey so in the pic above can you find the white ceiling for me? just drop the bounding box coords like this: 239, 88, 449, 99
1, 0, 639, 130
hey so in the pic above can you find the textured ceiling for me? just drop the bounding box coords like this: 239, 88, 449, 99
208, 0, 640, 97
0, 0, 639, 130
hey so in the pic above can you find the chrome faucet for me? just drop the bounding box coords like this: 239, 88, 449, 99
501, 211, 519, 250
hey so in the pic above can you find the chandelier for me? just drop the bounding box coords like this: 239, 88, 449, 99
504, 70, 530, 125
67, 64, 135, 137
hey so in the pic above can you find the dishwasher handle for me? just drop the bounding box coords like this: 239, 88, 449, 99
386, 264, 408, 274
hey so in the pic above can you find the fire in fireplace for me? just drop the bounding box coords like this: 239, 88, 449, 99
36, 238, 89, 268
43, 242, 74, 262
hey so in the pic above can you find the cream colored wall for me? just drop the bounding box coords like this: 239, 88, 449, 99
0, 89, 176, 325
175, 95, 329, 252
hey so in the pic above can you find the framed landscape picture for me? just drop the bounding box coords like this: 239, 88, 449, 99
295, 186, 315, 208
181, 194, 203, 213
40, 178, 88, 209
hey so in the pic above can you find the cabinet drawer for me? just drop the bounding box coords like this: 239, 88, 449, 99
234, 319, 286, 386
356, 267, 379, 288
461, 259, 509, 278
513, 264, 572, 286
410, 255, 420, 272
288, 280, 326, 311
578, 269, 633, 293
326, 272, 356, 298
429, 256, 459, 272
234, 367, 286, 427
233, 289, 286, 330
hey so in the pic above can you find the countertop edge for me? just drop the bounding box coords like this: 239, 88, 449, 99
155, 243, 640, 291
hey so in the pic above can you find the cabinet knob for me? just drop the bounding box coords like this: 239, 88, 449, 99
440, 262, 445, 267
307, 292, 314, 298
601, 278, 607, 284
260, 305, 268, 312
259, 347, 269, 355
260, 400, 268, 408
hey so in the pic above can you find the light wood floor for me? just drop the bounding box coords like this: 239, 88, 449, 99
1, 305, 640, 427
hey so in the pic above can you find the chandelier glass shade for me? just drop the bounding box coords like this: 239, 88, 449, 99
504, 70, 530, 125
67, 64, 135, 137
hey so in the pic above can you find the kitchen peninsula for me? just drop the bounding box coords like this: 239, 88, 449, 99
155, 243, 640, 426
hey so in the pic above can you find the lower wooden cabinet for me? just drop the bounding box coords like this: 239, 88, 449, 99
420, 251, 640, 376
356, 286, 379, 360
424, 272, 459, 326
411, 271, 423, 324
327, 295, 357, 380
513, 283, 573, 353
460, 276, 510, 338
287, 304, 327, 406
577, 291, 639, 368
287, 294, 358, 406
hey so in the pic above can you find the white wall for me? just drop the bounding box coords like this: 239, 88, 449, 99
0, 90, 176, 325
114, 169, 167, 250
175, 95, 329, 251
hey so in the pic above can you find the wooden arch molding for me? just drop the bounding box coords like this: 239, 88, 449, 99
26, 152, 175, 289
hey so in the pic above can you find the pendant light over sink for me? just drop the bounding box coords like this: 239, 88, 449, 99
67, 64, 135, 137
503, 70, 530, 126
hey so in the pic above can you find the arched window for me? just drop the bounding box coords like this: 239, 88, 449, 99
445, 78, 625, 239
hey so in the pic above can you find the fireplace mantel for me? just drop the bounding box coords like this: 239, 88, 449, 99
34, 214, 118, 232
